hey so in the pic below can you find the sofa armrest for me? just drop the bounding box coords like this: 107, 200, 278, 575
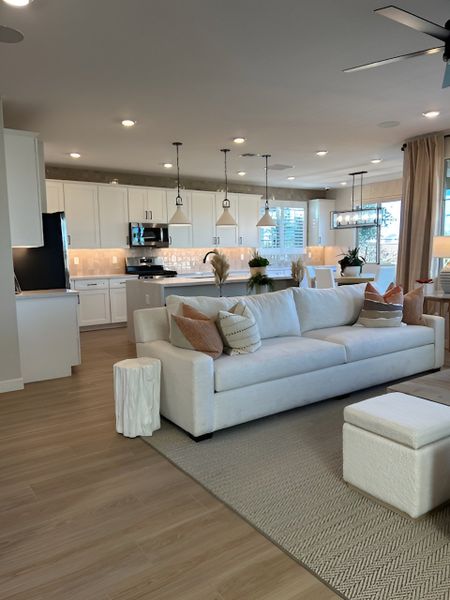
136, 340, 215, 436
134, 307, 169, 343
422, 314, 445, 368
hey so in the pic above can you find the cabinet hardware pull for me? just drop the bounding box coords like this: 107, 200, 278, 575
126, 235, 129, 245
86, 283, 97, 287
145, 210, 148, 220
239, 236, 243, 245
169, 235, 172, 245
149, 210, 153, 220
217, 236, 220, 245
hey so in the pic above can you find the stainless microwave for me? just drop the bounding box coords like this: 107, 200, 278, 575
129, 223, 169, 247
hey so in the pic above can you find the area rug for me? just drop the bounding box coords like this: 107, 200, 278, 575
142, 387, 450, 600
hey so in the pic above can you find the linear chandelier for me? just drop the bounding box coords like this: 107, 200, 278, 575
331, 170, 380, 229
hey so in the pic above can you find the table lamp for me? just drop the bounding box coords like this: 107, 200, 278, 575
432, 236, 450, 293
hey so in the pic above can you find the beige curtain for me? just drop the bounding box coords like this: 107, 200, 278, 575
396, 133, 444, 292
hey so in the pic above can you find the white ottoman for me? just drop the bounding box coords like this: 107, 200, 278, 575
343, 392, 450, 518
114, 357, 161, 438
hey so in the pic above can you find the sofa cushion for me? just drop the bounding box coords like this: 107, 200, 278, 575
304, 324, 434, 363
214, 336, 346, 392
292, 284, 366, 333
166, 288, 300, 340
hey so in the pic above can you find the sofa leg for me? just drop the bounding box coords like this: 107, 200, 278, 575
188, 432, 213, 442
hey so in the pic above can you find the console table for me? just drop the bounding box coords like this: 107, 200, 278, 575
424, 293, 450, 351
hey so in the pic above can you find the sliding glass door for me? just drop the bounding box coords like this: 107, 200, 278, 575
357, 200, 401, 264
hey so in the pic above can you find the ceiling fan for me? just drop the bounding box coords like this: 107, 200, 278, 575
344, 5, 450, 88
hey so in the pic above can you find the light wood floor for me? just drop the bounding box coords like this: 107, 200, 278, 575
0, 328, 339, 600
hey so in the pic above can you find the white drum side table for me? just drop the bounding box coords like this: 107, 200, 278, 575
114, 357, 161, 438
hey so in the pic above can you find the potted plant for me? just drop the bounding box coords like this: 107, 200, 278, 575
338, 247, 366, 276
248, 250, 270, 276
247, 272, 274, 295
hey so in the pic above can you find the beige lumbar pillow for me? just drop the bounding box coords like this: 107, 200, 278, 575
170, 303, 223, 359
403, 285, 425, 325
217, 302, 261, 355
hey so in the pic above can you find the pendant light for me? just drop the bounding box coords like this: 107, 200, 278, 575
257, 154, 276, 227
169, 142, 191, 226
216, 149, 237, 227
331, 170, 380, 229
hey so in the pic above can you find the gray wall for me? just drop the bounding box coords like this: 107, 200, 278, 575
45, 165, 323, 202
0, 100, 22, 392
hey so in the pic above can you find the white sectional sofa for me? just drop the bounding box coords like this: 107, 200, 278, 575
134, 285, 445, 440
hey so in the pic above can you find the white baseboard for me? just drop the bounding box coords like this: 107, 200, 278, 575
0, 377, 24, 393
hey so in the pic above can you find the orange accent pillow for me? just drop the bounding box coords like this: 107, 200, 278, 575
169, 303, 223, 359
402, 286, 425, 326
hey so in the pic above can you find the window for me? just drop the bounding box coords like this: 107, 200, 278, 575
259, 203, 306, 251
443, 158, 450, 235
357, 200, 401, 264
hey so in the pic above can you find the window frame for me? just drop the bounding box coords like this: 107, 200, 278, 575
356, 198, 401, 265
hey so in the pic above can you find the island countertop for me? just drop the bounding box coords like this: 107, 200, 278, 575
142, 272, 293, 287
16, 289, 79, 300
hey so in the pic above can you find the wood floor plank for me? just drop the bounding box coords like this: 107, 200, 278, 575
0, 328, 339, 600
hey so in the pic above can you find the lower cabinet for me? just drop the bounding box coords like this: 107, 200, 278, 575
72, 277, 136, 327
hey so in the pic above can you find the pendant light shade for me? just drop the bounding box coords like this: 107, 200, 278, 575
169, 142, 191, 226
216, 148, 237, 227
257, 154, 276, 227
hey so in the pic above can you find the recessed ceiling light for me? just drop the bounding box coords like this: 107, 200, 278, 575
69, 152, 81, 159
371, 158, 383, 164
340, 181, 347, 186
378, 120, 400, 128
237, 171, 246, 176
163, 163, 173, 169
121, 119, 136, 127
233, 137, 246, 144
3, 0, 33, 6
316, 150, 328, 156
287, 176, 296, 180
422, 110, 440, 119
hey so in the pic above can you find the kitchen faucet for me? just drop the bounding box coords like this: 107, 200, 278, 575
202, 250, 218, 264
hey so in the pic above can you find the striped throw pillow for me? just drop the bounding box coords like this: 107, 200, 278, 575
217, 302, 261, 355
358, 283, 404, 328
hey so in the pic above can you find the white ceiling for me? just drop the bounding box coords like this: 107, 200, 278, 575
1, 0, 449, 189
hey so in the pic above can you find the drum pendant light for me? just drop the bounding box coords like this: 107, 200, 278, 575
257, 154, 276, 227
169, 142, 191, 226
216, 149, 237, 227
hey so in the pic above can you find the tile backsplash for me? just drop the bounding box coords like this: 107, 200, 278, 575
68, 245, 337, 277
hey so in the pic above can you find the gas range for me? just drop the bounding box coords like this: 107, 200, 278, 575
125, 256, 177, 279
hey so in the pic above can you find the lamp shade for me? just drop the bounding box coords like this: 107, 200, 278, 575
432, 236, 450, 258
257, 205, 276, 227
216, 206, 237, 226
169, 205, 190, 226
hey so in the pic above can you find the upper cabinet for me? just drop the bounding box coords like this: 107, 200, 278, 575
128, 187, 167, 223
45, 180, 65, 213
237, 194, 260, 248
191, 192, 217, 248
308, 199, 336, 247
64, 183, 100, 248
4, 129, 46, 247
98, 186, 129, 248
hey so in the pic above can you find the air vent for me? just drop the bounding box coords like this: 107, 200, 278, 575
240, 153, 261, 158
268, 164, 294, 171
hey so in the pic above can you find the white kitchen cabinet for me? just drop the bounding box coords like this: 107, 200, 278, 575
64, 183, 100, 248
109, 277, 131, 322
73, 279, 111, 326
128, 187, 167, 223
4, 129, 45, 247
167, 189, 192, 248
237, 194, 259, 247
191, 191, 216, 248
98, 185, 129, 248
308, 199, 335, 246
215, 193, 238, 247
45, 180, 65, 213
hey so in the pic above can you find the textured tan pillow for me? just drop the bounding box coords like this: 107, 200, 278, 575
170, 303, 223, 359
358, 283, 404, 327
217, 302, 261, 355
403, 286, 425, 325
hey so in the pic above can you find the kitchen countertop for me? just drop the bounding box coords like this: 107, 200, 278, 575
133, 272, 293, 287
16, 289, 79, 300
70, 274, 138, 280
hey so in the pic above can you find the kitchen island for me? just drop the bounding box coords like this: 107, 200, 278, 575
126, 272, 294, 341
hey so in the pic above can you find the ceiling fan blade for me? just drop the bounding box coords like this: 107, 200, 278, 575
0, 25, 23, 44
375, 6, 450, 42
443, 62, 450, 88
343, 46, 444, 73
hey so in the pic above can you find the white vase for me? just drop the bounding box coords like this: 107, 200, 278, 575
343, 266, 360, 277
250, 266, 267, 276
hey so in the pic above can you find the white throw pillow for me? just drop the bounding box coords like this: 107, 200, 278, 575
217, 302, 261, 355
293, 284, 366, 333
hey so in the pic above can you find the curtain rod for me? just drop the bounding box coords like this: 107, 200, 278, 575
402, 134, 450, 150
